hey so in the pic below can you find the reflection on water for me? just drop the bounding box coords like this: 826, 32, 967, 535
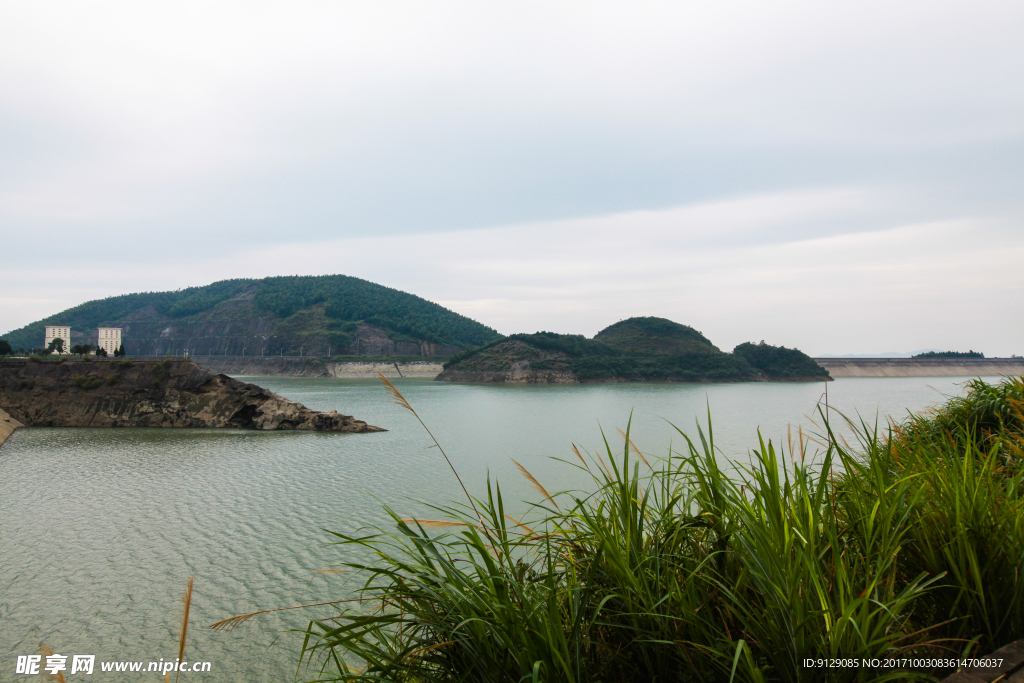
0, 376, 994, 681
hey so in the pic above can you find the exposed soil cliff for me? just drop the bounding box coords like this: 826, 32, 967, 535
192, 356, 444, 378
0, 359, 382, 433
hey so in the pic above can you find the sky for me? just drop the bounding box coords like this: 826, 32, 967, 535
1, 1, 1021, 356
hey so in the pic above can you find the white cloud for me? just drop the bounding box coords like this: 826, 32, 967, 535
1, 2, 1021, 357
3, 187, 1019, 356
0, 1, 1020, 234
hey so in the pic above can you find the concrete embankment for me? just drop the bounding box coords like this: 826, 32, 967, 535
815, 358, 1024, 378
192, 356, 444, 378
0, 406, 24, 448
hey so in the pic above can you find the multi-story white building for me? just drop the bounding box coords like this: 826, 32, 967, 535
44, 325, 72, 354
97, 327, 123, 355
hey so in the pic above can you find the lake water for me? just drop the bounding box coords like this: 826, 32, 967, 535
0, 376, 999, 681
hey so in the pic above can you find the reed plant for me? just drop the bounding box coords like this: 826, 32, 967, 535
268, 376, 1024, 682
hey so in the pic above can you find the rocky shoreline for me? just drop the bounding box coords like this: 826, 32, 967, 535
0, 406, 24, 447
0, 358, 382, 438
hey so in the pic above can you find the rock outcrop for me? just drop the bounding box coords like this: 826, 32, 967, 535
436, 340, 581, 383
0, 406, 24, 447
0, 358, 382, 433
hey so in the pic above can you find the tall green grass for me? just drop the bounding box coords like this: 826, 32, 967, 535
277, 377, 1024, 682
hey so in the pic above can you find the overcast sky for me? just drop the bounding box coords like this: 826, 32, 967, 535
1, 1, 1021, 355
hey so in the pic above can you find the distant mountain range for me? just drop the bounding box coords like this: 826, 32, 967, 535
0, 275, 501, 357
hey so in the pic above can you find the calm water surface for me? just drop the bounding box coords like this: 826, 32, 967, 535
0, 376, 997, 681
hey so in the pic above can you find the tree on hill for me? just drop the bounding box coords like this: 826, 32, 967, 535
733, 341, 829, 380
0, 340, 12, 357
46, 338, 65, 354
95, 346, 108, 357
70, 344, 93, 357
912, 350, 985, 359
594, 317, 720, 355
115, 343, 126, 357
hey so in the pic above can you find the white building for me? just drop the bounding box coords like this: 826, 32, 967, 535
97, 327, 123, 355
44, 325, 72, 354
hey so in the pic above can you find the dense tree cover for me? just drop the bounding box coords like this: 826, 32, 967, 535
912, 350, 985, 358
566, 353, 757, 381
594, 317, 720, 355
733, 340, 829, 379
0, 279, 252, 350
0, 340, 12, 356
254, 275, 499, 346
447, 327, 828, 381
442, 332, 621, 369
507, 331, 620, 357
1, 275, 500, 351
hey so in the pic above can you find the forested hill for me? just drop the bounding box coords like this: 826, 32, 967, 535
439, 317, 830, 383
1, 275, 502, 357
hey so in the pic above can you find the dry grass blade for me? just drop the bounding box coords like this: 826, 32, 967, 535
400, 639, 457, 663
617, 428, 652, 468
175, 576, 193, 683
401, 518, 469, 528
379, 373, 418, 417
37, 643, 66, 683
511, 458, 558, 509
210, 599, 364, 631
571, 443, 591, 471
504, 514, 536, 535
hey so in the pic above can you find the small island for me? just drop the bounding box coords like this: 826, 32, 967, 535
436, 317, 830, 383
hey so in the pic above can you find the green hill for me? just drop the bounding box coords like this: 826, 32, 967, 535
594, 317, 720, 355
733, 341, 830, 380
440, 318, 829, 383
1, 275, 501, 357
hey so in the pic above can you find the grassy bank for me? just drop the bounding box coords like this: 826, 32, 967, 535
244, 377, 1023, 681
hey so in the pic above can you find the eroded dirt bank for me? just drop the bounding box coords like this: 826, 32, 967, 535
191, 356, 443, 378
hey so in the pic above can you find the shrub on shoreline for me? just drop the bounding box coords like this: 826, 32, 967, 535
214, 376, 1024, 681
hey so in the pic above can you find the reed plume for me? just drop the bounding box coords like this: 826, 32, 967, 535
211, 599, 364, 631
37, 643, 65, 683
174, 576, 193, 683
510, 458, 558, 509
